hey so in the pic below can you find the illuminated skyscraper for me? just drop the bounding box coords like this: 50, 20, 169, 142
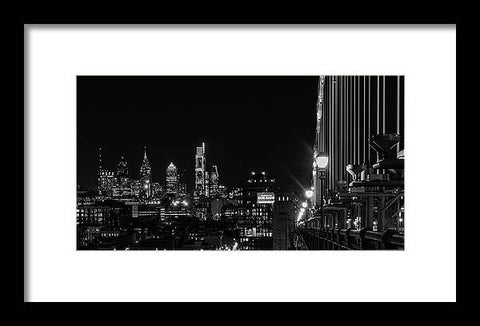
205, 171, 210, 197
151, 182, 163, 198
139, 147, 151, 180
166, 162, 179, 194
97, 147, 115, 196
209, 165, 219, 197
178, 168, 187, 196
116, 156, 128, 178
194, 142, 206, 198
139, 147, 152, 197
113, 156, 131, 197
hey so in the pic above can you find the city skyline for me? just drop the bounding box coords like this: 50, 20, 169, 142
77, 76, 318, 194
89, 142, 257, 196
77, 75, 404, 251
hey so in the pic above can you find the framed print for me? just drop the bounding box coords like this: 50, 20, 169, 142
24, 24, 456, 302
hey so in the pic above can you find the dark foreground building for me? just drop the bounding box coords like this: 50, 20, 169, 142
273, 190, 296, 250
317, 75, 404, 191
298, 75, 405, 250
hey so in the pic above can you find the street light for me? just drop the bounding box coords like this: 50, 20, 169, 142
301, 202, 308, 208
315, 154, 329, 228
297, 209, 305, 222
315, 155, 329, 169
305, 190, 313, 198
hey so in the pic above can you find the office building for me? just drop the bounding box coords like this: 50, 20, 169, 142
194, 142, 206, 198
166, 162, 179, 195
209, 165, 220, 197
237, 171, 276, 250
272, 190, 296, 250
139, 147, 152, 198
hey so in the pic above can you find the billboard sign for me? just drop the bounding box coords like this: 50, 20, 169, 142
257, 192, 275, 204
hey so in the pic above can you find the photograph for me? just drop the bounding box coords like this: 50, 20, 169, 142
25, 23, 456, 302
77, 75, 405, 251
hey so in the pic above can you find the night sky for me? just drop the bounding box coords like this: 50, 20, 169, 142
77, 76, 319, 194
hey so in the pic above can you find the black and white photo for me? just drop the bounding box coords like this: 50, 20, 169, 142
77, 75, 405, 250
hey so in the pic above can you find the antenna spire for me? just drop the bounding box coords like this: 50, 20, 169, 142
98, 147, 102, 170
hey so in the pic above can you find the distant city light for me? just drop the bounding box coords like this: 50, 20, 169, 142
305, 190, 313, 198
301, 202, 308, 208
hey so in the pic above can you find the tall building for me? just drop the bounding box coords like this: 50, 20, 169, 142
98, 170, 115, 196
194, 142, 206, 198
116, 156, 128, 178
237, 171, 276, 250
177, 168, 187, 196
139, 147, 152, 198
205, 171, 210, 197
130, 179, 142, 197
97, 147, 115, 195
218, 184, 228, 198
166, 162, 179, 195
151, 182, 163, 198
113, 156, 131, 197
272, 190, 296, 250
209, 165, 219, 197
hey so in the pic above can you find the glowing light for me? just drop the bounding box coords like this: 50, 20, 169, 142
305, 190, 313, 198
262, 171, 265, 175
300, 208, 305, 213
315, 155, 329, 169
251, 172, 255, 175
301, 202, 308, 208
